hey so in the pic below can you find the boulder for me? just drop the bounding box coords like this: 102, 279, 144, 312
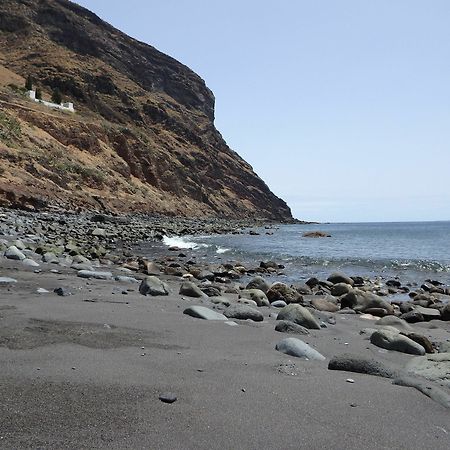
277, 304, 321, 330
341, 290, 394, 314
311, 296, 339, 312
22, 258, 40, 267
441, 304, 450, 321
330, 283, 353, 297
223, 304, 263, 322
200, 286, 221, 297
375, 316, 413, 333
405, 352, 450, 388
139, 276, 169, 296
245, 276, 270, 293
179, 281, 205, 298
4, 245, 26, 260
370, 329, 425, 355
239, 289, 270, 307
183, 306, 227, 321
328, 354, 398, 378
271, 300, 287, 308
275, 338, 325, 360
401, 332, 434, 353
413, 305, 441, 321
267, 283, 302, 304
400, 310, 424, 323
275, 320, 310, 335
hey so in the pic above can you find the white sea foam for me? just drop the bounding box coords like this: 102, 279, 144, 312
162, 235, 208, 250
216, 246, 230, 254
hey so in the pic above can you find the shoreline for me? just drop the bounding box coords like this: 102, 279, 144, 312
1, 207, 450, 448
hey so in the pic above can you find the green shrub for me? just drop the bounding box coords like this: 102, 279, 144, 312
0, 112, 21, 144
51, 88, 62, 104
25, 74, 33, 91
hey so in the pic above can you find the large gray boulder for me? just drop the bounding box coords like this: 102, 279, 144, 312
224, 304, 263, 322
275, 338, 325, 361
239, 289, 270, 307
277, 304, 321, 330
4, 245, 26, 260
275, 320, 310, 335
139, 276, 169, 296
179, 281, 205, 298
341, 290, 394, 314
183, 306, 227, 321
413, 305, 441, 320
370, 329, 425, 355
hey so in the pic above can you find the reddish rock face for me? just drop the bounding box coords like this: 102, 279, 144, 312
0, 0, 293, 220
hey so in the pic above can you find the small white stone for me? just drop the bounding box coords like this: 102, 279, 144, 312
346, 378, 355, 383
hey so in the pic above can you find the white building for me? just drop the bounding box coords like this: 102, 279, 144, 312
28, 90, 75, 113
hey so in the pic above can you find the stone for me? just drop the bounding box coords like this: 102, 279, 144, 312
330, 283, 353, 296
328, 354, 398, 378
275, 320, 310, 335
115, 275, 139, 283
179, 281, 205, 298
375, 316, 413, 333
37, 288, 49, 294
271, 300, 287, 308
196, 270, 215, 281
0, 277, 17, 284
159, 393, 177, 404
237, 298, 258, 307
277, 304, 321, 330
22, 258, 40, 267
223, 304, 264, 322
311, 296, 339, 312
209, 296, 231, 307
413, 305, 441, 320
4, 245, 26, 260
200, 286, 221, 297
266, 283, 302, 304
370, 329, 425, 355
441, 304, 450, 321
400, 310, 424, 323
53, 287, 72, 296
245, 276, 270, 293
239, 289, 270, 307
183, 306, 227, 321
327, 272, 354, 286
275, 338, 325, 361
404, 352, 450, 389
401, 332, 434, 353
139, 276, 169, 296
42, 252, 59, 264
341, 290, 394, 314
77, 270, 113, 280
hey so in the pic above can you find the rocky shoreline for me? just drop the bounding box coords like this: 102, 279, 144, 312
1, 207, 449, 448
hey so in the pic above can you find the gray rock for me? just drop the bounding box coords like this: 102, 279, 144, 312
370, 329, 425, 355
115, 275, 139, 283
327, 272, 354, 286
139, 276, 169, 296
328, 353, 399, 378
330, 283, 353, 296
245, 276, 270, 293
341, 290, 394, 314
267, 283, 302, 304
375, 315, 413, 332
42, 252, 59, 264
275, 338, 325, 361
275, 320, 310, 335
239, 289, 270, 307
77, 270, 113, 280
179, 281, 205, 298
400, 310, 424, 323
413, 305, 441, 320
4, 245, 26, 260
277, 304, 321, 330
311, 296, 339, 312
71, 263, 95, 271
159, 392, 177, 404
183, 306, 227, 321
271, 300, 287, 308
404, 352, 450, 388
224, 304, 264, 322
22, 258, 40, 267
200, 286, 221, 297
196, 270, 215, 281
0, 276, 17, 284
438, 342, 450, 353
54, 287, 72, 297
209, 296, 231, 307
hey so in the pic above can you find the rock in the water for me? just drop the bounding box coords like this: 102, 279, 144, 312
275, 320, 310, 335
4, 245, 26, 260
239, 289, 270, 307
327, 272, 354, 286
275, 338, 325, 360
267, 283, 302, 304
245, 276, 270, 293
139, 276, 169, 296
179, 281, 205, 298
0, 276, 17, 284
77, 270, 113, 280
277, 304, 321, 330
328, 353, 398, 378
183, 306, 227, 321
224, 304, 263, 322
370, 329, 425, 355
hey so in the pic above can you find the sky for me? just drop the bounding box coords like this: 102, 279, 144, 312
75, 0, 450, 222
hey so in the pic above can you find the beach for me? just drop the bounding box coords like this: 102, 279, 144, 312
1, 209, 450, 449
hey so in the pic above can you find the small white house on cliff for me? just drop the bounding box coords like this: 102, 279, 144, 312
28, 90, 75, 113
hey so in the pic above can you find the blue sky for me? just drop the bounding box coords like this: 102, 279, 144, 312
75, 0, 450, 222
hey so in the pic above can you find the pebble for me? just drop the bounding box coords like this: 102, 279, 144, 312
159, 393, 177, 404
346, 378, 355, 383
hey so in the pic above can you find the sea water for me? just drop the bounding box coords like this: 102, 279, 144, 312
141, 221, 450, 285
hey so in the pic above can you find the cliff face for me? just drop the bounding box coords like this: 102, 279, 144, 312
0, 0, 293, 220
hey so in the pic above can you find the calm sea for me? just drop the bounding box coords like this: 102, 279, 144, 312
141, 221, 450, 285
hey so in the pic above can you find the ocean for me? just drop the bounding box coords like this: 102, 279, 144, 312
140, 221, 450, 285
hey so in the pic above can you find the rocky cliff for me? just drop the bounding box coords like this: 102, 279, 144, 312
0, 0, 293, 220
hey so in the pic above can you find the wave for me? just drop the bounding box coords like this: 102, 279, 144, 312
162, 236, 209, 250
216, 246, 230, 254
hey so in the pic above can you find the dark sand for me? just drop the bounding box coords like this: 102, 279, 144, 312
0, 260, 449, 449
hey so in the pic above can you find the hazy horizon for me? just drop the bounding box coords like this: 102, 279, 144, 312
75, 0, 450, 223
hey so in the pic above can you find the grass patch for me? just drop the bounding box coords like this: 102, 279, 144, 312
0, 111, 21, 144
